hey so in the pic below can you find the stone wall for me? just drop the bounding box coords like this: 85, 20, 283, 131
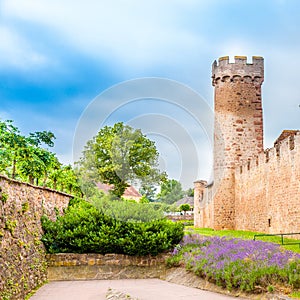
212, 56, 264, 229
235, 133, 300, 234
165, 214, 194, 222
195, 133, 300, 234
194, 56, 300, 235
0, 175, 72, 300
194, 182, 214, 228
47, 253, 168, 281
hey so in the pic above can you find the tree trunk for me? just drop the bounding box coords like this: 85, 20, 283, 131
29, 175, 34, 185
12, 157, 16, 179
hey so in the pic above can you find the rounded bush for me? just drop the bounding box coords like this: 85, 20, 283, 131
41, 198, 184, 256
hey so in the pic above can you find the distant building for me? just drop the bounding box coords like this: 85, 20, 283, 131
96, 182, 142, 201
175, 196, 194, 210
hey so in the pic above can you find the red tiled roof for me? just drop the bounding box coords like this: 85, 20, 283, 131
123, 185, 142, 198
96, 182, 141, 198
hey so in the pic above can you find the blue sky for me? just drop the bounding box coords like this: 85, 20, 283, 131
1, 0, 300, 189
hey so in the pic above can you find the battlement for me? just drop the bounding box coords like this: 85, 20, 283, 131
212, 56, 264, 86
196, 55, 300, 234
237, 131, 300, 175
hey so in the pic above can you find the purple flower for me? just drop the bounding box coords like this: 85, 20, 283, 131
171, 234, 300, 291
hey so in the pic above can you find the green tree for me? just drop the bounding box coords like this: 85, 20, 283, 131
77, 122, 165, 198
58, 165, 81, 195
157, 179, 184, 204
179, 203, 191, 214
0, 119, 82, 195
0, 120, 27, 178
139, 182, 157, 202
0, 120, 56, 182
185, 187, 194, 197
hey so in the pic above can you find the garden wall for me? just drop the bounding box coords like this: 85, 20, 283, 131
0, 175, 72, 300
47, 253, 168, 281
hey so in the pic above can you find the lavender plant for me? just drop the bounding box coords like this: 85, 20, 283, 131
167, 234, 300, 292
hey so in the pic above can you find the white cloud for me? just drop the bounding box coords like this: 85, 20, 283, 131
0, 26, 49, 70
2, 0, 208, 70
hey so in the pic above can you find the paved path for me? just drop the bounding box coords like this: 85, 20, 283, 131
30, 279, 237, 300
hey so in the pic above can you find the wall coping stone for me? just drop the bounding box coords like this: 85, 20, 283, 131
0, 174, 74, 197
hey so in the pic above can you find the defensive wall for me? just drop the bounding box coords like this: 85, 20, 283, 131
195, 129, 300, 234
235, 131, 300, 233
0, 175, 72, 300
194, 56, 300, 235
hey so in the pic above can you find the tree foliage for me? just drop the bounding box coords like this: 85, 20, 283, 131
179, 203, 191, 213
157, 179, 184, 204
77, 122, 166, 198
139, 182, 157, 202
185, 187, 194, 197
0, 119, 81, 195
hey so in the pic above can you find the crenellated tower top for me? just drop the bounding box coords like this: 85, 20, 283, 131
212, 56, 264, 86
211, 55, 264, 229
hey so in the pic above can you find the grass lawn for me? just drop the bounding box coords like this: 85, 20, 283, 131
185, 227, 300, 253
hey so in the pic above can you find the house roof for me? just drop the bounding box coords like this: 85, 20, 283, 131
123, 185, 142, 198
175, 196, 194, 207
96, 182, 142, 198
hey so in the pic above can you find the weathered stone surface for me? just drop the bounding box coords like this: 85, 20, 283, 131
235, 134, 300, 234
106, 288, 139, 300
47, 253, 168, 281
194, 56, 300, 235
0, 175, 71, 300
212, 56, 264, 230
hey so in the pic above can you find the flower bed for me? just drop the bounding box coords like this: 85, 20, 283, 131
167, 234, 300, 293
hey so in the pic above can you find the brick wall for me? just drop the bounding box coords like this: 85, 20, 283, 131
0, 175, 72, 300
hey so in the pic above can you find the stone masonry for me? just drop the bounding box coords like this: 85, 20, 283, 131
235, 132, 300, 233
0, 175, 72, 300
46, 253, 168, 281
194, 56, 300, 234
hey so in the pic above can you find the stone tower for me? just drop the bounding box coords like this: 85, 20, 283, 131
212, 56, 264, 229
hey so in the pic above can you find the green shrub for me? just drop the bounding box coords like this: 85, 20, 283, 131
22, 202, 29, 213
0, 192, 8, 204
41, 198, 184, 256
176, 220, 194, 226
90, 196, 164, 222
5, 219, 18, 234
179, 204, 191, 212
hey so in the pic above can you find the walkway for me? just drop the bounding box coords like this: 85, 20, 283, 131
30, 279, 238, 300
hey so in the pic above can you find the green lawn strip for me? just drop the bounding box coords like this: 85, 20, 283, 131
290, 291, 300, 299
185, 227, 300, 253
